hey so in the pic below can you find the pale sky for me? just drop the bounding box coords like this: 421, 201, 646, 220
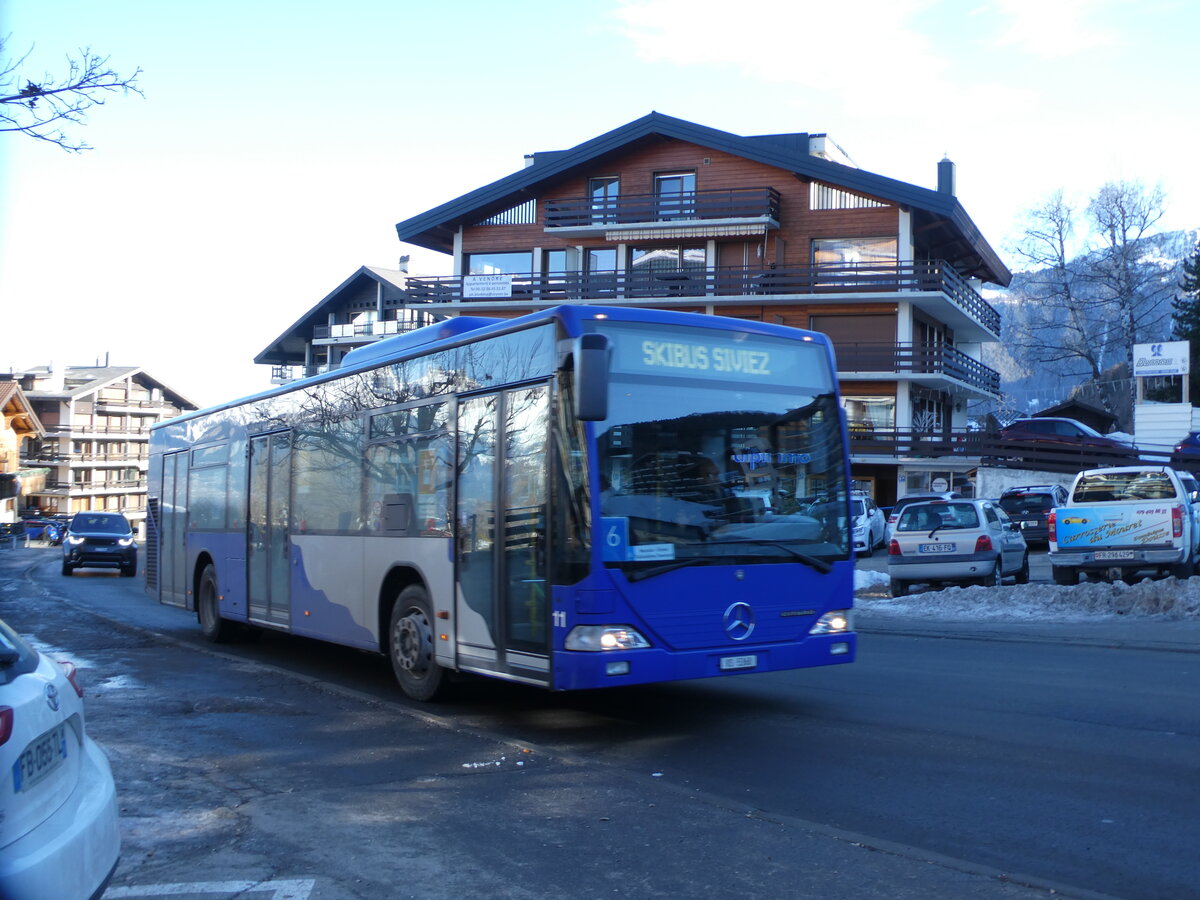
1, 0, 1197, 407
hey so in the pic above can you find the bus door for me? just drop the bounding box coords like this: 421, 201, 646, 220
247, 431, 292, 626
455, 386, 550, 684
157, 450, 188, 607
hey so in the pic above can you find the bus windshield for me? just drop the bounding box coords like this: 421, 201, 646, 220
593, 321, 849, 572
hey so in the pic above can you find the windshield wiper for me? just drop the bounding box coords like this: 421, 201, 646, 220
625, 558, 713, 582
705, 539, 834, 574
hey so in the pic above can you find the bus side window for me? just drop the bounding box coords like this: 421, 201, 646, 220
366, 402, 452, 536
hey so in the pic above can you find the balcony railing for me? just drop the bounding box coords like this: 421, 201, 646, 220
42, 424, 152, 436
314, 320, 402, 340
849, 428, 985, 458
34, 479, 143, 494
834, 342, 1000, 394
544, 187, 781, 228
95, 398, 173, 411
404, 261, 1000, 334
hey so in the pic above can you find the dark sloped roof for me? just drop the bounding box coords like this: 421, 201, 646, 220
394, 111, 1011, 285
255, 266, 411, 366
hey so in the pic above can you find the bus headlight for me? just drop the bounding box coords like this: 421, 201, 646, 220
565, 625, 651, 651
809, 610, 853, 635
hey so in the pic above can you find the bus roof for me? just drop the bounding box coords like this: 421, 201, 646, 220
156, 305, 833, 429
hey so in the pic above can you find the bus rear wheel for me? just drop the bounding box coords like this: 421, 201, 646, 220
389, 585, 446, 702
197, 563, 235, 643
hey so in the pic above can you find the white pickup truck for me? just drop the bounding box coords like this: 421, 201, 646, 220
1048, 466, 1200, 585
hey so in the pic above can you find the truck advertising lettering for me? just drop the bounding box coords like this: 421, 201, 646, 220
1055, 506, 1173, 548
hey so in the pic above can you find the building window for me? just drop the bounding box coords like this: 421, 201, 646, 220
585, 248, 617, 274
466, 252, 532, 276
812, 237, 897, 266
589, 176, 619, 223
585, 248, 618, 297
628, 244, 700, 280
654, 172, 696, 220
842, 396, 895, 433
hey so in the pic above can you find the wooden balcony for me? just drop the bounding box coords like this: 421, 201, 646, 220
544, 187, 781, 230
849, 428, 985, 459
835, 342, 1000, 395
404, 261, 1000, 336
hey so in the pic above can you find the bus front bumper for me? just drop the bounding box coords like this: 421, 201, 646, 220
553, 632, 856, 691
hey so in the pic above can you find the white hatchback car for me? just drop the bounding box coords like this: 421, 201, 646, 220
0, 617, 120, 900
850, 493, 886, 555
887, 498, 1029, 597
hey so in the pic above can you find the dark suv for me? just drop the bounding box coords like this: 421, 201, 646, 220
62, 512, 137, 577
997, 484, 1070, 545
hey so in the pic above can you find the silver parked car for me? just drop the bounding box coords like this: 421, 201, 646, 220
887, 498, 1029, 597
0, 617, 120, 900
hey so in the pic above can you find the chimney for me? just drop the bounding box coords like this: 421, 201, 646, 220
938, 156, 956, 196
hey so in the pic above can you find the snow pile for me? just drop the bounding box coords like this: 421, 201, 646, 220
855, 569, 1200, 621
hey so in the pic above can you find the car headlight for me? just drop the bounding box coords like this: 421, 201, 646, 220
564, 625, 651, 651
67, 535, 85, 545
118, 537, 135, 547
809, 609, 853, 635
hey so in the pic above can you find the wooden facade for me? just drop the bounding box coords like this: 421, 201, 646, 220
263, 114, 1012, 504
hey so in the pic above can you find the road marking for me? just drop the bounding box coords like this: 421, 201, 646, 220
106, 879, 315, 899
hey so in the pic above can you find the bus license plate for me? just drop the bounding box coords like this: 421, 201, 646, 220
719, 654, 758, 671
1094, 550, 1135, 560
919, 543, 956, 553
13, 723, 68, 793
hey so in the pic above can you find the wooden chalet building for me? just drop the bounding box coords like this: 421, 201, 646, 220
257, 112, 1011, 505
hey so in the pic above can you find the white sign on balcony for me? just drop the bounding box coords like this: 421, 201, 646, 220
1133, 340, 1190, 377
464, 274, 513, 298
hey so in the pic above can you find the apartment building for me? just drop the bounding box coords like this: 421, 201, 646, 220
13, 365, 196, 531
257, 113, 1010, 504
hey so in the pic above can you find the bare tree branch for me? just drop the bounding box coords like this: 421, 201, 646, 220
0, 36, 142, 152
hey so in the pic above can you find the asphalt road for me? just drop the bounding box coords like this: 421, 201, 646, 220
3, 547, 1198, 900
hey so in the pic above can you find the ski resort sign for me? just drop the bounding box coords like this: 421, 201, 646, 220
1133, 341, 1190, 377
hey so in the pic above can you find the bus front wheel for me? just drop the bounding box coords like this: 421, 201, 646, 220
389, 585, 446, 702
198, 564, 235, 643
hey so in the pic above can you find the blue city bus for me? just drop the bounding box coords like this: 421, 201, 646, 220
146, 305, 855, 700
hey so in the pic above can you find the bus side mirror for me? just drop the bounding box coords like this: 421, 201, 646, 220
573, 333, 610, 422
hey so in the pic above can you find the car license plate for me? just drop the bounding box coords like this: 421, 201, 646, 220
919, 543, 956, 553
1094, 550, 1136, 560
13, 723, 68, 793
719, 654, 758, 671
